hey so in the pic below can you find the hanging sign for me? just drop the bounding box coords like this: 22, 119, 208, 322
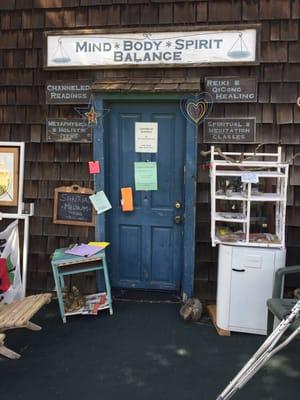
134, 162, 158, 191
204, 77, 257, 102
46, 118, 92, 143
53, 185, 95, 226
135, 122, 158, 153
204, 118, 256, 143
45, 80, 92, 104
45, 28, 258, 69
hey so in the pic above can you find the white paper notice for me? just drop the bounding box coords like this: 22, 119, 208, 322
135, 122, 158, 153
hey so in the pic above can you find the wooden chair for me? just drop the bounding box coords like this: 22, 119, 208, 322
267, 265, 300, 335
0, 293, 52, 359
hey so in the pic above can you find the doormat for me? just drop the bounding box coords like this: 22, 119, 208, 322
112, 288, 181, 303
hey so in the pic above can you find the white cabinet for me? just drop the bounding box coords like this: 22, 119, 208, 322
216, 244, 285, 335
210, 146, 289, 248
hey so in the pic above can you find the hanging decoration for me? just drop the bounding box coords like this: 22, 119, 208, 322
84, 105, 100, 126
180, 92, 213, 125
74, 94, 110, 128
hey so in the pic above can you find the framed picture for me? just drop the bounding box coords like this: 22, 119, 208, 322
0, 147, 19, 206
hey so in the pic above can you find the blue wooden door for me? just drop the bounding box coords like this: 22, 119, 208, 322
104, 101, 186, 291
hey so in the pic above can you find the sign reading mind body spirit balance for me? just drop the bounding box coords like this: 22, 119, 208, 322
134, 162, 158, 191
46, 118, 92, 143
204, 77, 257, 102
204, 118, 256, 143
46, 28, 258, 68
53, 185, 95, 226
46, 80, 92, 104
135, 122, 158, 153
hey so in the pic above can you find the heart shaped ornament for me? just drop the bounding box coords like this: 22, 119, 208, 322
180, 93, 213, 125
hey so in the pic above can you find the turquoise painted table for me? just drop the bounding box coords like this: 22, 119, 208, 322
51, 247, 113, 323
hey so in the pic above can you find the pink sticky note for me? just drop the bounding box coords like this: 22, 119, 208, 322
88, 161, 100, 174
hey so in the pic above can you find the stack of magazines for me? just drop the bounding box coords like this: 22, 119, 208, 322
65, 292, 109, 316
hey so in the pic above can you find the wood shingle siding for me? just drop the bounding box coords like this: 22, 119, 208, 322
0, 0, 299, 299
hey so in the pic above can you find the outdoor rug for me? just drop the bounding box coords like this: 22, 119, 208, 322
0, 301, 299, 400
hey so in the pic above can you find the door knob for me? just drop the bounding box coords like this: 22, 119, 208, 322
174, 215, 184, 224
175, 201, 182, 209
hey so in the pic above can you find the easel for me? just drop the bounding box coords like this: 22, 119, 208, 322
0, 142, 33, 296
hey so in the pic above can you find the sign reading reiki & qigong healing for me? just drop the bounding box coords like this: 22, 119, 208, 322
203, 118, 256, 143
46, 118, 92, 142
45, 28, 257, 68
46, 80, 92, 104
204, 77, 257, 102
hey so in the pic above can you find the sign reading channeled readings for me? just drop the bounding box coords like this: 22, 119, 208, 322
46, 29, 257, 68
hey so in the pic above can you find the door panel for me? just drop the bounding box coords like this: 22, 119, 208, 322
105, 102, 186, 291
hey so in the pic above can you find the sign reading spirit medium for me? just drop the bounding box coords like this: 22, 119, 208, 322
45, 28, 258, 68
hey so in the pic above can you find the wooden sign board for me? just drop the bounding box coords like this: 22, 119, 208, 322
45, 27, 259, 69
45, 80, 92, 104
46, 118, 92, 143
204, 118, 256, 143
204, 77, 257, 102
53, 185, 95, 226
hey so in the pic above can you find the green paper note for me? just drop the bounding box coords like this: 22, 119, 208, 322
89, 191, 112, 214
134, 162, 158, 191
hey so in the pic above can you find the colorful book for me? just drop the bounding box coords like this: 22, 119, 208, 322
65, 244, 104, 257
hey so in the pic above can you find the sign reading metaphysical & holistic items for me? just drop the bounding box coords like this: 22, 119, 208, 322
53, 185, 95, 226
204, 77, 257, 102
203, 118, 256, 143
45, 28, 258, 68
46, 118, 92, 142
45, 80, 92, 104
135, 122, 158, 153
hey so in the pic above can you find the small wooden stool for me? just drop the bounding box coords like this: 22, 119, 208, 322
51, 247, 113, 323
0, 293, 52, 359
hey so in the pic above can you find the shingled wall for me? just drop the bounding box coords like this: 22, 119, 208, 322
0, 0, 299, 299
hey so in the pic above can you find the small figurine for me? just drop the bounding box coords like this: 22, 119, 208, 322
62, 286, 85, 312
179, 298, 203, 322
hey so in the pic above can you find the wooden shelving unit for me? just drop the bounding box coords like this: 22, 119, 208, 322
210, 146, 289, 248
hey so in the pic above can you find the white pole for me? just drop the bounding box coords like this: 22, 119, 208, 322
18, 142, 25, 215
22, 215, 30, 296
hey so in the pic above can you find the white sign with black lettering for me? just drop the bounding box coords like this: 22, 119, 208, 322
135, 122, 158, 153
46, 29, 257, 68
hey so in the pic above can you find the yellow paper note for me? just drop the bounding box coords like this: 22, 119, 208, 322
88, 241, 110, 249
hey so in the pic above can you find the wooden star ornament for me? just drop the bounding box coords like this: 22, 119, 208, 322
84, 106, 100, 126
